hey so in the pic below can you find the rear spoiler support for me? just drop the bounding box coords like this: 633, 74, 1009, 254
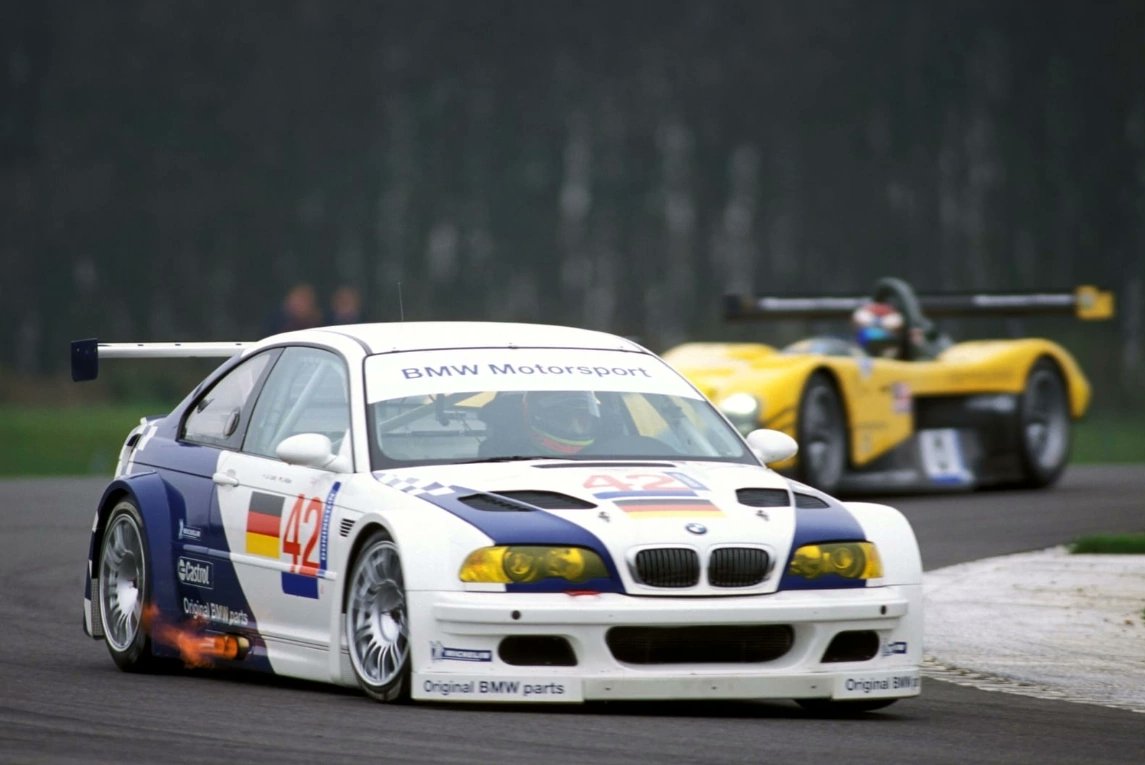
70, 338, 251, 382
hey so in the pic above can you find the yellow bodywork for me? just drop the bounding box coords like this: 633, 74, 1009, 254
663, 338, 1091, 470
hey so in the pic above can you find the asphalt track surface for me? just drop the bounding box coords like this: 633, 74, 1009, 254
2, 467, 1143, 765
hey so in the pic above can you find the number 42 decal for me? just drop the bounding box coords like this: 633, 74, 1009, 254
582, 471, 707, 496
282, 494, 324, 576
279, 482, 340, 599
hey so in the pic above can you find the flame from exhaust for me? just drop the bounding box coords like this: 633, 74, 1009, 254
144, 605, 248, 668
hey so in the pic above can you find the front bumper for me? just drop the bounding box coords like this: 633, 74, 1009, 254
407, 584, 922, 703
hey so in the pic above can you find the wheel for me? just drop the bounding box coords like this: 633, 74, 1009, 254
98, 499, 159, 671
796, 697, 898, 716
795, 374, 847, 493
345, 531, 411, 702
1016, 358, 1071, 488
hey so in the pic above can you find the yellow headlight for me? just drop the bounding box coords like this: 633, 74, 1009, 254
459, 546, 608, 584
788, 542, 882, 580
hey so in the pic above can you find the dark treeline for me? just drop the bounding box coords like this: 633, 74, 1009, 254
1, 1, 1142, 403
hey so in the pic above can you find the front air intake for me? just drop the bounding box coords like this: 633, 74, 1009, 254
499, 636, 578, 666
821, 630, 880, 663
607, 625, 794, 664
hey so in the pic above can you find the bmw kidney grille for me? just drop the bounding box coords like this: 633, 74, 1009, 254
633, 547, 770, 588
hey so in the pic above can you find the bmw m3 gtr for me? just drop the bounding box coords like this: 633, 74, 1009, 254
73, 321, 922, 712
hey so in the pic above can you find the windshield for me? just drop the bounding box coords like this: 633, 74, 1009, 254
364, 348, 753, 469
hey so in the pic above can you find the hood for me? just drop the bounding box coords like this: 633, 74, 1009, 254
374, 459, 858, 595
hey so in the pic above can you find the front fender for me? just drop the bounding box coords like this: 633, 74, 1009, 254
842, 501, 923, 586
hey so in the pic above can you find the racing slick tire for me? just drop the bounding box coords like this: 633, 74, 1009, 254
795, 373, 848, 494
98, 499, 161, 672
1016, 358, 1071, 488
795, 698, 898, 716
345, 530, 411, 702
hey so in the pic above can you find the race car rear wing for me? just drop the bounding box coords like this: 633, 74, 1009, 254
70, 338, 251, 382
723, 285, 1115, 322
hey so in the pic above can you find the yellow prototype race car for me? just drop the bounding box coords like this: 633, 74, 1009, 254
663, 277, 1114, 495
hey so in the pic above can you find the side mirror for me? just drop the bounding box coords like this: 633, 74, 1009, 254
276, 433, 351, 472
745, 429, 798, 464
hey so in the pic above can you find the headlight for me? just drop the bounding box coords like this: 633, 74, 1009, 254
788, 542, 882, 580
717, 392, 762, 435
459, 546, 609, 584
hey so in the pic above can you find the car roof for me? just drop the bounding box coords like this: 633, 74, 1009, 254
263, 321, 649, 356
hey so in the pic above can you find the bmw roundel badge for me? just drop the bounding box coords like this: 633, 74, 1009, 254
685, 522, 707, 535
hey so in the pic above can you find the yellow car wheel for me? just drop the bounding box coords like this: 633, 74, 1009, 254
795, 373, 847, 493
1017, 358, 1071, 488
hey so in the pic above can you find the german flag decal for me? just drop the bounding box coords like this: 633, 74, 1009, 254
615, 498, 724, 519
246, 492, 284, 558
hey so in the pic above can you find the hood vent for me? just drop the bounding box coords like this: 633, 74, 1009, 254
458, 493, 534, 512
794, 493, 829, 509
493, 491, 597, 510
736, 488, 791, 507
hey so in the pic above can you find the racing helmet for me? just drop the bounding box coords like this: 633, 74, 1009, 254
524, 391, 601, 454
852, 300, 905, 358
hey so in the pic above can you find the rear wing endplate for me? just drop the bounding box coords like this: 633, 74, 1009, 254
724, 285, 1115, 322
70, 338, 252, 382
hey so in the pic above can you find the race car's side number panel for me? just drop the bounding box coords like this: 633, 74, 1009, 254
282, 494, 325, 576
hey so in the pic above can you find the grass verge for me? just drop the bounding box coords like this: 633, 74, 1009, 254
0, 402, 1141, 477
1070, 533, 1145, 555
0, 404, 172, 476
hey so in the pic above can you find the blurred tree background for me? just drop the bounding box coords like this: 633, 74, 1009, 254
1, 0, 1143, 412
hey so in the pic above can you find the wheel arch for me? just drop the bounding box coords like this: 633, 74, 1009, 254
87, 474, 180, 640
1024, 350, 1085, 418
339, 521, 395, 614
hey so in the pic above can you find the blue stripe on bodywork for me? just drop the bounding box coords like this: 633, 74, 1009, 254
778, 484, 868, 591
437, 490, 621, 593
281, 573, 319, 598
375, 475, 622, 593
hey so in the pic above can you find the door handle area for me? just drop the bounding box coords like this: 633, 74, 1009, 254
212, 472, 240, 487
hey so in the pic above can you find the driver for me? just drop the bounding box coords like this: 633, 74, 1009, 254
851, 300, 909, 358
479, 390, 602, 457
524, 391, 601, 454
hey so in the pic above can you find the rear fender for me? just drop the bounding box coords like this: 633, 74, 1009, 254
940, 340, 1090, 416
84, 473, 179, 646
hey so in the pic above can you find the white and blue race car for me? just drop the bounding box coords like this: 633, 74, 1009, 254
73, 321, 922, 712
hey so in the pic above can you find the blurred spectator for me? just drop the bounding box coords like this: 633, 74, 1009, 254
327, 285, 363, 325
266, 282, 324, 334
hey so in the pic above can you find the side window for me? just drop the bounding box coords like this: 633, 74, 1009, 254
182, 352, 277, 448
244, 347, 351, 460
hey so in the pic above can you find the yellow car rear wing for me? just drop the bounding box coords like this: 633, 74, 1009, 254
724, 285, 1115, 322
70, 338, 251, 382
